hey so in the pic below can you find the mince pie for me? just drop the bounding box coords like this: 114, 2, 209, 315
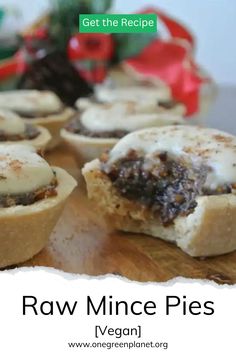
76, 85, 185, 116
0, 144, 77, 267
61, 101, 185, 164
0, 90, 74, 149
0, 109, 51, 151
83, 125, 236, 257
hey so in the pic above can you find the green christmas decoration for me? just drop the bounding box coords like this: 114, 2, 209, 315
48, 0, 157, 60
49, 0, 113, 51
0, 7, 5, 25
0, 7, 20, 60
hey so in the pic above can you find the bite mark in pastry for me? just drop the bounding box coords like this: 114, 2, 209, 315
0, 145, 77, 267
82, 126, 236, 257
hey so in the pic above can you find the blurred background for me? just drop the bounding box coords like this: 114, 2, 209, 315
1, 0, 235, 85
0, 0, 235, 132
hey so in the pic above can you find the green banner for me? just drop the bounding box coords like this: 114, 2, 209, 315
79, 14, 157, 33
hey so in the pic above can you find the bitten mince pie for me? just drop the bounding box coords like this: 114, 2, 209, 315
0, 144, 77, 268
0, 109, 51, 151
82, 125, 236, 257
0, 90, 75, 149
61, 101, 185, 164
76, 85, 186, 116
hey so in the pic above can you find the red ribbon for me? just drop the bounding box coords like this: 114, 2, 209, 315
68, 33, 114, 83
68, 33, 114, 61
145, 8, 195, 48
0, 51, 26, 80
125, 7, 208, 116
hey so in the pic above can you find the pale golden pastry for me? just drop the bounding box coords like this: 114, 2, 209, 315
0, 109, 51, 151
0, 145, 77, 267
0, 90, 74, 149
83, 125, 236, 257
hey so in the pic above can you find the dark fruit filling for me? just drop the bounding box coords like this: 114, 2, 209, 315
0, 124, 40, 142
158, 100, 179, 110
102, 150, 232, 226
15, 108, 64, 119
66, 115, 128, 139
0, 176, 58, 208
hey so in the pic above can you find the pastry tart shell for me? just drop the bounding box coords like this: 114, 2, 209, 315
0, 167, 77, 268
83, 159, 236, 257
61, 128, 118, 165
0, 126, 51, 152
23, 108, 75, 150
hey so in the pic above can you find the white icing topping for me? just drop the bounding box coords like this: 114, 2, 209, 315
0, 145, 54, 194
81, 102, 184, 133
76, 97, 92, 111
95, 85, 171, 108
108, 126, 236, 190
0, 109, 26, 135
0, 90, 63, 115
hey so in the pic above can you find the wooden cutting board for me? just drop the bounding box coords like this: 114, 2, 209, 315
23, 145, 236, 284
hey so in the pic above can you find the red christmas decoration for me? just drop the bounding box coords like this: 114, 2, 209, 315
124, 7, 210, 116
23, 27, 48, 41
0, 51, 25, 80
0, 4, 212, 115
68, 33, 114, 61
141, 7, 194, 48
68, 33, 114, 83
125, 39, 205, 116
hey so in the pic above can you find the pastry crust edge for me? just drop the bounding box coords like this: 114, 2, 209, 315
61, 128, 117, 165
0, 126, 51, 152
82, 159, 236, 257
23, 108, 75, 150
0, 167, 77, 268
